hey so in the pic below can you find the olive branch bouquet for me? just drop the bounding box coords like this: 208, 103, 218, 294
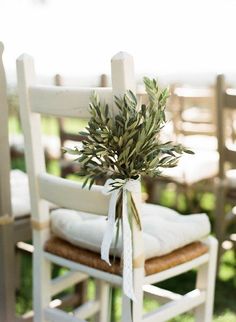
65, 77, 193, 232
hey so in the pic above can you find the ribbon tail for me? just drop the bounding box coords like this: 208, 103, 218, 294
101, 190, 119, 265
122, 190, 136, 301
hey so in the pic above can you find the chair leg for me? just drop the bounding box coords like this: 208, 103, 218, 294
194, 236, 218, 322
0, 225, 15, 322
214, 184, 226, 268
122, 268, 144, 322
33, 249, 51, 322
95, 280, 110, 322
122, 295, 133, 322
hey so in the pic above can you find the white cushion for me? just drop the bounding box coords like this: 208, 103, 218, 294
11, 169, 31, 217
178, 135, 217, 151
51, 203, 210, 260
11, 169, 55, 218
161, 150, 219, 185
181, 106, 212, 124
226, 169, 236, 189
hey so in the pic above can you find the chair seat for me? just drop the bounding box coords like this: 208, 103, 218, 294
44, 236, 208, 276
181, 106, 213, 124
178, 135, 218, 151
10, 134, 61, 160
50, 203, 210, 260
179, 122, 215, 136
161, 150, 219, 185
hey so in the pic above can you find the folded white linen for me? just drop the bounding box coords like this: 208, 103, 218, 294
51, 203, 210, 260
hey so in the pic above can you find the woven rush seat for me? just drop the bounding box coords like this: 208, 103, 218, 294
44, 236, 208, 276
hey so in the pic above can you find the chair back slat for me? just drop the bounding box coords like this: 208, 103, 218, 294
29, 85, 113, 118
39, 173, 109, 215
0, 42, 12, 217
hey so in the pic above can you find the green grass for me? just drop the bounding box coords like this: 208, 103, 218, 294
9, 115, 236, 321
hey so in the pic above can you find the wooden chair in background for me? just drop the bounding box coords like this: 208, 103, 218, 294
54, 73, 109, 178
215, 74, 236, 261
0, 42, 32, 322
17, 51, 217, 322
172, 86, 216, 138
145, 84, 219, 210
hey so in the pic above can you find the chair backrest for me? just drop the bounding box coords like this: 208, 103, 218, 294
0, 42, 12, 219
16, 52, 136, 223
172, 85, 215, 136
216, 74, 236, 179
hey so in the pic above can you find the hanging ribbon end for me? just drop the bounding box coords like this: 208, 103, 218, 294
101, 252, 112, 266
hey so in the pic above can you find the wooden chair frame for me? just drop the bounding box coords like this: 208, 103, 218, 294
172, 86, 216, 137
17, 51, 218, 322
215, 74, 236, 258
0, 42, 32, 322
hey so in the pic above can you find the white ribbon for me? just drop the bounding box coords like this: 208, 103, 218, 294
101, 178, 140, 301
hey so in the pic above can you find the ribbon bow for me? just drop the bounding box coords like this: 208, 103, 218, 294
101, 178, 141, 301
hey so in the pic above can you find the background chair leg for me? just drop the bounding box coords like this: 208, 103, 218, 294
0, 225, 15, 322
95, 280, 110, 322
194, 236, 218, 322
214, 185, 226, 270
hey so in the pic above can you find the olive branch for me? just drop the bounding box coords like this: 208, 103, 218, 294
65, 77, 193, 187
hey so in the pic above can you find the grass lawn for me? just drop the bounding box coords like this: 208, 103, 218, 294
9, 115, 236, 321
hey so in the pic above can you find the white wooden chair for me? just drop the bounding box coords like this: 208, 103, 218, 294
0, 42, 82, 322
0, 42, 32, 322
17, 51, 218, 322
215, 74, 236, 260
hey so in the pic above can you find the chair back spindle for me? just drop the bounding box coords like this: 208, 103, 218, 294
0, 42, 12, 218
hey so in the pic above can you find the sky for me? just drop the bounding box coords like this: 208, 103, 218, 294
1, 0, 236, 84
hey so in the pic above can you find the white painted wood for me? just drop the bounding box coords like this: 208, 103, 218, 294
74, 300, 100, 319
44, 307, 85, 322
44, 251, 122, 286
16, 241, 34, 253
143, 285, 182, 304
51, 271, 88, 296
111, 52, 136, 115
17, 54, 49, 222
143, 289, 206, 322
145, 252, 209, 285
38, 173, 109, 216
0, 41, 16, 322
29, 86, 113, 118
95, 280, 110, 322
17, 54, 51, 322
111, 53, 144, 322
194, 236, 218, 322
